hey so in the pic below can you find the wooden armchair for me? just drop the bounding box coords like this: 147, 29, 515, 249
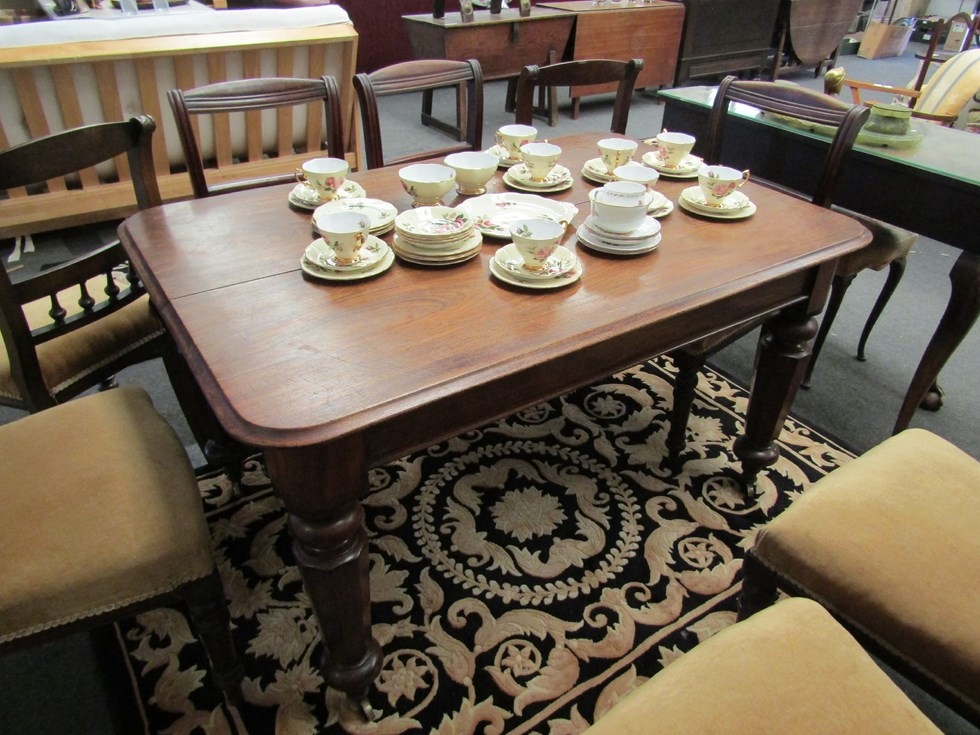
167, 76, 345, 199
0, 117, 166, 413
514, 59, 643, 134
0, 387, 243, 706
825, 48, 980, 127
353, 59, 484, 170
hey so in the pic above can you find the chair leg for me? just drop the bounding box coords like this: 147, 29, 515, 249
857, 256, 906, 361
179, 569, 244, 707
736, 551, 779, 621
665, 350, 704, 471
803, 272, 855, 388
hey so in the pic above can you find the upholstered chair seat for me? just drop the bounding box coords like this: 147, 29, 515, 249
0, 275, 163, 405
583, 597, 941, 734
0, 386, 242, 702
741, 429, 980, 725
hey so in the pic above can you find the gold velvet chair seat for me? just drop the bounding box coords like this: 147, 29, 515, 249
0, 387, 242, 703
0, 277, 163, 405
740, 429, 980, 725
583, 597, 941, 734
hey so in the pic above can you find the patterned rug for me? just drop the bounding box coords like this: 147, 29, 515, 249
115, 355, 852, 735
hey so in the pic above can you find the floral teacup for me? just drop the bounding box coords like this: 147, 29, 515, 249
509, 217, 565, 272
697, 164, 750, 207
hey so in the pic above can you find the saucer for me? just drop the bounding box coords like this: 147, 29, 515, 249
585, 214, 661, 243
648, 199, 674, 218
503, 167, 573, 194
494, 243, 577, 279
392, 230, 483, 266
289, 180, 368, 210
680, 186, 753, 213
486, 145, 522, 169
678, 187, 756, 220
489, 255, 582, 289
300, 242, 394, 281
304, 237, 387, 272
641, 151, 702, 178
312, 198, 397, 235
507, 163, 573, 188
576, 225, 661, 255
581, 157, 617, 184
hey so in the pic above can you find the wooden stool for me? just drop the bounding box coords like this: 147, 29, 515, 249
584, 597, 941, 734
740, 429, 980, 725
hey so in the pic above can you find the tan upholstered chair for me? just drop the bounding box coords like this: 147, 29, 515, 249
740, 429, 980, 726
0, 117, 165, 413
353, 59, 484, 170
0, 387, 243, 704
167, 76, 345, 199
583, 597, 941, 734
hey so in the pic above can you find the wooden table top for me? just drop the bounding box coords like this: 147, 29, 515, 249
120, 131, 868, 458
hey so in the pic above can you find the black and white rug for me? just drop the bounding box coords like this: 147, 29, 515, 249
115, 355, 852, 734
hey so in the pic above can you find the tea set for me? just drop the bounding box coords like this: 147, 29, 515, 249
295, 125, 756, 287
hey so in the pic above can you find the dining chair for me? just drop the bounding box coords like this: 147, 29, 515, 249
513, 59, 644, 134
168, 75, 345, 198
353, 58, 484, 170
0, 386, 244, 706
739, 428, 980, 726
825, 48, 980, 127
0, 116, 166, 413
582, 598, 942, 734
665, 77, 888, 468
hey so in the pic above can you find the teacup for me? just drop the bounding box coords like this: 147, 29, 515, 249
444, 151, 498, 195
398, 163, 457, 207
600, 180, 647, 206
520, 141, 562, 183
509, 217, 565, 272
697, 164, 750, 207
495, 124, 537, 162
597, 138, 638, 174
613, 163, 660, 192
589, 186, 654, 234
299, 157, 349, 201
655, 130, 696, 167
312, 210, 371, 266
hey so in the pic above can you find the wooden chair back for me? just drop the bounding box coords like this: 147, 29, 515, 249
0, 116, 163, 411
706, 77, 870, 208
353, 59, 484, 170
514, 59, 643, 134
168, 75, 344, 198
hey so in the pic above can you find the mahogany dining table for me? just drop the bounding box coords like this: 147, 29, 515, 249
119, 131, 869, 704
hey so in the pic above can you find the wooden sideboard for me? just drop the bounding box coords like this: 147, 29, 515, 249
402, 7, 576, 81
0, 13, 358, 238
537, 0, 685, 116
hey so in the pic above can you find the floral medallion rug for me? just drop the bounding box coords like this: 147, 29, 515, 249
115, 356, 852, 735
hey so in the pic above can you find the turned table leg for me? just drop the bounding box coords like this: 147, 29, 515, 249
264, 438, 382, 709
735, 307, 818, 488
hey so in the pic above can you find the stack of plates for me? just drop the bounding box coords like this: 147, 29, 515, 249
576, 215, 662, 255
312, 198, 397, 237
677, 187, 756, 220
489, 243, 582, 289
392, 206, 483, 266
502, 163, 573, 193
